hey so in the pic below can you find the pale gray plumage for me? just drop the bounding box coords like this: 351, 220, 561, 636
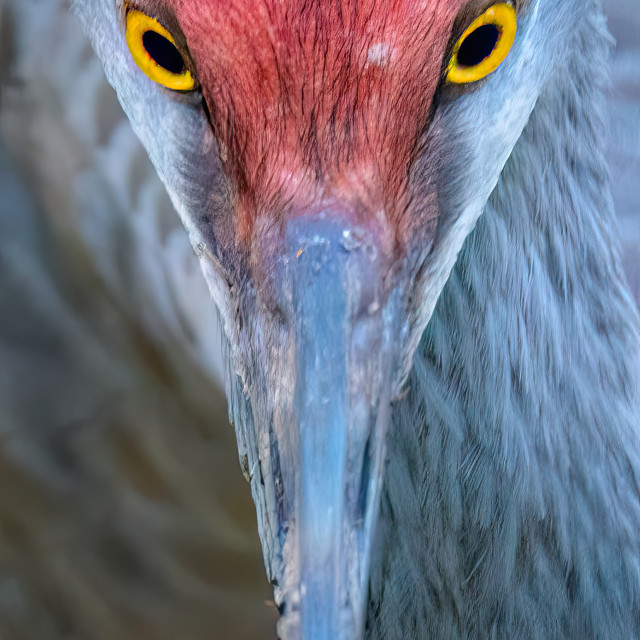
370, 11, 640, 635
4, 0, 640, 638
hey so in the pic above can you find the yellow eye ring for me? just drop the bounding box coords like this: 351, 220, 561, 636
447, 3, 517, 85
125, 9, 196, 92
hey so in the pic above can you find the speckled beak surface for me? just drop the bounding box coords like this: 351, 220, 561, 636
256, 212, 403, 640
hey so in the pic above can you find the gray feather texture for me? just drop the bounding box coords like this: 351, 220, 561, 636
605, 0, 640, 302
370, 7, 640, 636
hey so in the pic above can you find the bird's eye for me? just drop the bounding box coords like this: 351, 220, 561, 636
447, 3, 517, 85
125, 9, 196, 91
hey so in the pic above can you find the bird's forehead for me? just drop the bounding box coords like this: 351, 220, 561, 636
165, 0, 464, 46
157, 0, 467, 238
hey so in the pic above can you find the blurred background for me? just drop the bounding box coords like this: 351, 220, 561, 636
0, 1, 637, 638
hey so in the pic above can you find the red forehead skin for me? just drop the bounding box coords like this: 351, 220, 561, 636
168, 0, 465, 244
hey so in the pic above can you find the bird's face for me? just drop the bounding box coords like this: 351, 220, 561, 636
74, 0, 578, 637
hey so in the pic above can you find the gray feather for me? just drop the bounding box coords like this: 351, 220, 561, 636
370, 6, 640, 637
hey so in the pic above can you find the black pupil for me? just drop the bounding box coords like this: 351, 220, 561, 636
457, 24, 500, 67
142, 30, 185, 75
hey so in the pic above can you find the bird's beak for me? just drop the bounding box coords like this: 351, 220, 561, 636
262, 212, 402, 640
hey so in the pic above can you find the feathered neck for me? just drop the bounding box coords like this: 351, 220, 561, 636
368, 4, 640, 639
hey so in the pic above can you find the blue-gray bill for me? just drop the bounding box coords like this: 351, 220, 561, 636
272, 214, 402, 640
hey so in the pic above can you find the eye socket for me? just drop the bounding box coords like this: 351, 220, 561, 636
125, 9, 196, 91
447, 3, 517, 85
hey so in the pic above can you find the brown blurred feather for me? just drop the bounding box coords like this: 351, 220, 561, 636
0, 1, 276, 637
0, 144, 277, 638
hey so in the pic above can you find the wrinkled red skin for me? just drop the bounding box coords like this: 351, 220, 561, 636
165, 0, 465, 244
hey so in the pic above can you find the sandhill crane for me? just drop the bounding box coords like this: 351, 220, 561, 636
65, 0, 640, 638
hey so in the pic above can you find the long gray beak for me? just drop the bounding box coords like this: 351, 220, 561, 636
267, 212, 401, 640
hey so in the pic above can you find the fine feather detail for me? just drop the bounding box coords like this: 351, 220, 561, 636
369, 3, 640, 637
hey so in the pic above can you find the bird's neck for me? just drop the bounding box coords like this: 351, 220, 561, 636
369, 7, 640, 637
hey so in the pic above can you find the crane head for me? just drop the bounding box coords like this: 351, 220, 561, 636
72, 0, 579, 637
